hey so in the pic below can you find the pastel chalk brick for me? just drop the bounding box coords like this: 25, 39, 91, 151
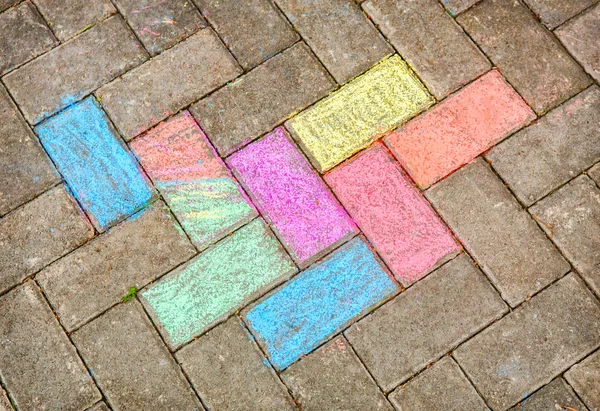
131, 112, 256, 249
35, 97, 154, 231
384, 70, 535, 189
243, 237, 398, 370
285, 54, 433, 172
228, 127, 357, 267
140, 218, 296, 348
325, 143, 459, 284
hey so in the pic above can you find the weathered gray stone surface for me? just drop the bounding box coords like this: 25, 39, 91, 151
97, 28, 240, 140
389, 356, 489, 411
195, 0, 299, 70
589, 162, 600, 185
276, 0, 392, 84
487, 86, 600, 206
524, 0, 596, 29
426, 159, 570, 307
87, 402, 110, 411
191, 42, 335, 156
0, 0, 15, 12
530, 176, 600, 298
454, 274, 600, 411
0, 386, 11, 411
0, 85, 59, 217
345, 254, 507, 391
72, 301, 204, 411
281, 336, 393, 410
0, 282, 101, 410
3, 15, 147, 124
566, 350, 600, 411
458, 0, 592, 114
0, 185, 93, 294
508, 378, 589, 411
38, 201, 195, 331
176, 317, 295, 410
439, 0, 480, 15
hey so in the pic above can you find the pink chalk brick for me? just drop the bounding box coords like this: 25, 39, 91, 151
228, 127, 357, 267
325, 143, 459, 284
385, 70, 536, 188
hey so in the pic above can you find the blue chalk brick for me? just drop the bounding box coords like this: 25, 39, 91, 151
35, 97, 152, 230
245, 237, 398, 369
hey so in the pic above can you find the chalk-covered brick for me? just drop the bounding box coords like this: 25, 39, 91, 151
524, 0, 596, 29
508, 378, 589, 411
565, 350, 600, 411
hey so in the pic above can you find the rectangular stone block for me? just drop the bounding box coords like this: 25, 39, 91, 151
363, 0, 490, 98
426, 159, 570, 307
325, 143, 459, 284
140, 218, 296, 348
0, 387, 10, 411
87, 402, 110, 411
275, 0, 393, 84
385, 70, 535, 188
457, 0, 592, 114
131, 112, 256, 249
0, 185, 93, 294
228, 127, 357, 267
345, 253, 508, 391
3, 16, 147, 124
508, 378, 589, 411
37, 201, 195, 331
0, 282, 100, 410
176, 318, 296, 410
35, 97, 154, 231
72, 302, 203, 410
439, 0, 480, 15
287, 55, 433, 172
191, 42, 335, 156
566, 350, 600, 411
487, 86, 600, 206
97, 28, 240, 140
244, 237, 398, 370
524, 0, 595, 29
589, 162, 600, 185
454, 274, 600, 411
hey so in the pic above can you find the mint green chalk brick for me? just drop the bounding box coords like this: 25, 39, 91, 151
140, 218, 296, 348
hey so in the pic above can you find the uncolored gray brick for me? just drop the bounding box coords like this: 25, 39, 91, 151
589, 163, 600, 186
438, 0, 480, 15
0, 0, 15, 12
565, 350, 600, 411
87, 403, 110, 411
0, 386, 11, 411
524, 0, 596, 29
508, 378, 589, 411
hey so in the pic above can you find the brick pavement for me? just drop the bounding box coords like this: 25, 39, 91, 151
0, 1, 599, 410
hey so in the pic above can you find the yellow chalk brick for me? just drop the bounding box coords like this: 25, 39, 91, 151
286, 55, 433, 172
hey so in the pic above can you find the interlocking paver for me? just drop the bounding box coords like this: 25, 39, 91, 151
37, 201, 195, 331
555, 4, 600, 83
457, 0, 591, 115
0, 282, 101, 410
426, 159, 570, 307
98, 28, 240, 140
3, 15, 147, 124
35, 97, 154, 231
131, 111, 256, 249
0, 0, 14, 12
589, 163, 600, 185
388, 356, 488, 410
72, 301, 203, 411
113, 0, 205, 56
439, 0, 480, 15
0, 85, 59, 216
286, 55, 433, 172
176, 317, 296, 410
325, 143, 458, 284
565, 350, 600, 411
385, 70, 535, 189
345, 253, 507, 391
141, 218, 296, 348
275, 0, 393, 84
0, 2, 57, 76
524, 0, 596, 29
530, 176, 600, 298
245, 237, 398, 370
454, 273, 600, 411
0, 185, 93, 294
281, 336, 393, 411
228, 127, 357, 267
195, 0, 299, 70
363, 0, 490, 98
0, 387, 10, 411
87, 403, 110, 411
508, 378, 589, 411
191, 42, 335, 156
32, 0, 116, 41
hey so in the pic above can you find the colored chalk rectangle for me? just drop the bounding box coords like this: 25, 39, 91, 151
285, 54, 433, 172
140, 218, 296, 348
325, 143, 459, 284
130, 112, 257, 249
35, 97, 153, 231
384, 70, 536, 188
244, 237, 398, 370
228, 128, 357, 266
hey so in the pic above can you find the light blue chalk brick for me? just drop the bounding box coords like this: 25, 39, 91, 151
245, 237, 398, 370
35, 97, 153, 230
